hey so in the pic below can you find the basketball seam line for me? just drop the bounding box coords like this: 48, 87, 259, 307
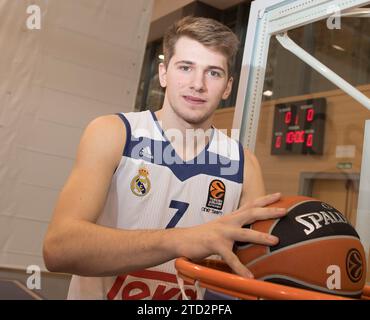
246, 235, 362, 267
259, 274, 363, 296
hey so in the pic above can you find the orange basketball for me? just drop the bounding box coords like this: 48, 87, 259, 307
234, 196, 367, 298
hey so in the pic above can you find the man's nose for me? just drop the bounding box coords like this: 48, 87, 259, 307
190, 70, 206, 92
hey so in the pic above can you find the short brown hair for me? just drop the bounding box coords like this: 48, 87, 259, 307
163, 16, 240, 77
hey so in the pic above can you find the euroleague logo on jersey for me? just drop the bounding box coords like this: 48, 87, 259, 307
206, 179, 226, 210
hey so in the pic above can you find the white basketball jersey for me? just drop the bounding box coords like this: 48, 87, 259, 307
67, 110, 244, 300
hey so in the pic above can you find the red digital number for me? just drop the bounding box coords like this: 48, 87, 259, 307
286, 131, 305, 145
306, 133, 313, 147
284, 111, 292, 124
306, 108, 314, 122
275, 136, 282, 148
295, 130, 305, 143
286, 132, 294, 144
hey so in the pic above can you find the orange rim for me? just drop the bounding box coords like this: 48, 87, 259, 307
175, 258, 368, 300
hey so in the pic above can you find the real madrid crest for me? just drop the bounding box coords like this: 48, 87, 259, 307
130, 166, 151, 196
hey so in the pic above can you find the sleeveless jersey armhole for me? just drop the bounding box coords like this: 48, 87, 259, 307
238, 142, 245, 185
113, 113, 132, 174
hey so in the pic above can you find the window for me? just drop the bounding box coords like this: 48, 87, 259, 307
135, 1, 251, 112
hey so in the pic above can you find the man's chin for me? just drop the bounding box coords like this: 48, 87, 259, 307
175, 108, 214, 126
181, 113, 211, 126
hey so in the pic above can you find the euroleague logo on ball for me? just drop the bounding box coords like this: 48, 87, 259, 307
346, 248, 363, 283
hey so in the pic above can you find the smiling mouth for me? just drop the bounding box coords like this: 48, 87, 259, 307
183, 95, 207, 104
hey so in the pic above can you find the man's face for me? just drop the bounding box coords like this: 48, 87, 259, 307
159, 36, 233, 125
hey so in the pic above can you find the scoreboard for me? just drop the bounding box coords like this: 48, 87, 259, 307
271, 98, 326, 155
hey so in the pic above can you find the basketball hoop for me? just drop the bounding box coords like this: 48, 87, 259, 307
175, 257, 370, 300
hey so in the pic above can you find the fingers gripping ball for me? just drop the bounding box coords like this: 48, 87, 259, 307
234, 196, 367, 298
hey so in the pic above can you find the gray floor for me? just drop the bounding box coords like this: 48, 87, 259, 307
0, 268, 71, 300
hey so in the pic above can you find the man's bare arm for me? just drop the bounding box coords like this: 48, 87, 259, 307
238, 148, 266, 207
43, 115, 186, 276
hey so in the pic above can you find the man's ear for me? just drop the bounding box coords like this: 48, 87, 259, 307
158, 62, 167, 88
222, 76, 233, 100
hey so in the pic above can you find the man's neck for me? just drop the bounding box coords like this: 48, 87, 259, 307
154, 107, 214, 162
154, 107, 212, 134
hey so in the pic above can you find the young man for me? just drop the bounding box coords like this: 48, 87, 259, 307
43, 16, 286, 300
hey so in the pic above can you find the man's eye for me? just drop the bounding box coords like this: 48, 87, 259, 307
209, 70, 221, 77
179, 66, 191, 71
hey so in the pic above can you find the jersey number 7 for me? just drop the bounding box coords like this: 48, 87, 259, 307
165, 200, 189, 229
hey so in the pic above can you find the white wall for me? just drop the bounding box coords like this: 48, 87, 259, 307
151, 0, 194, 21
0, 0, 153, 270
